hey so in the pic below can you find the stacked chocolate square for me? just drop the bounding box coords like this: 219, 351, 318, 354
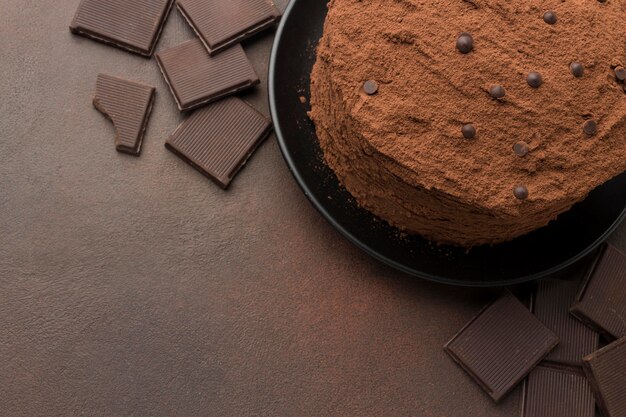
70, 0, 280, 189
445, 243, 626, 417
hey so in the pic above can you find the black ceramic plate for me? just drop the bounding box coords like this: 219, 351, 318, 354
268, 0, 626, 286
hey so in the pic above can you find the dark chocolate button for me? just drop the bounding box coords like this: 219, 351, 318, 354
527, 72, 543, 88
543, 11, 557, 24
615, 67, 626, 82
456, 33, 474, 54
583, 120, 598, 136
570, 62, 584, 78
363, 80, 378, 95
513, 142, 529, 157
514, 185, 529, 200
489, 85, 506, 99
462, 124, 476, 139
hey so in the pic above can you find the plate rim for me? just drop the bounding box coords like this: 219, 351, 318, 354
268, 0, 626, 286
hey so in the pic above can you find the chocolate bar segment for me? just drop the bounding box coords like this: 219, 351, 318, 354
156, 38, 259, 112
165, 97, 272, 188
532, 279, 599, 368
521, 366, 595, 417
70, 0, 174, 57
444, 291, 559, 402
571, 244, 626, 339
93, 74, 155, 156
176, 0, 281, 55
583, 336, 626, 417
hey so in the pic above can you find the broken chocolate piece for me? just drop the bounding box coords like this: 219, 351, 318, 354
165, 97, 272, 189
156, 38, 259, 112
571, 244, 626, 339
70, 0, 174, 57
521, 366, 595, 417
176, 0, 281, 56
532, 279, 600, 368
93, 74, 155, 156
444, 291, 559, 402
582, 336, 626, 417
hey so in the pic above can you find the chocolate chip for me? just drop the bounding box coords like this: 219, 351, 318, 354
363, 80, 378, 95
513, 142, 529, 157
570, 62, 584, 78
462, 124, 476, 139
527, 72, 543, 88
583, 120, 598, 136
615, 66, 626, 82
543, 11, 557, 24
514, 185, 529, 200
489, 85, 506, 99
456, 33, 474, 54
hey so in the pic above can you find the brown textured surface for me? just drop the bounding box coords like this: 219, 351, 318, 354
93, 74, 155, 156
3, 1, 626, 416
444, 291, 559, 402
521, 365, 595, 417
583, 336, 626, 417
70, 0, 174, 56
177, 0, 281, 55
571, 244, 626, 339
166, 97, 272, 188
532, 278, 599, 368
156, 38, 259, 111
310, 0, 626, 247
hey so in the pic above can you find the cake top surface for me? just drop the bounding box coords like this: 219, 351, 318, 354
314, 0, 626, 215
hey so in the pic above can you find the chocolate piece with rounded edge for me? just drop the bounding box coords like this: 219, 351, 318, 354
461, 124, 476, 139
93, 74, 155, 156
456, 33, 473, 54
582, 336, 626, 417
513, 142, 529, 157
527, 72, 543, 88
156, 38, 259, 112
570, 62, 585, 78
177, 0, 281, 56
571, 243, 626, 339
514, 185, 529, 200
165, 97, 272, 189
363, 80, 378, 95
489, 85, 505, 99
521, 366, 595, 417
543, 11, 557, 24
531, 279, 600, 368
444, 291, 559, 402
70, 0, 174, 57
583, 120, 598, 136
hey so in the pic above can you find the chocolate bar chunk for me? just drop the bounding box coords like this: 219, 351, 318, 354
444, 291, 559, 402
571, 244, 626, 339
521, 366, 595, 417
583, 336, 626, 417
176, 0, 281, 55
165, 97, 272, 188
70, 0, 174, 57
532, 279, 600, 368
156, 38, 259, 112
93, 74, 155, 156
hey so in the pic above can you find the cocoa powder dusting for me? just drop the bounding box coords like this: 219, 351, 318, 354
310, 0, 626, 247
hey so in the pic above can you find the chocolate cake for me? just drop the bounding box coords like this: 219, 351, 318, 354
309, 0, 626, 247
